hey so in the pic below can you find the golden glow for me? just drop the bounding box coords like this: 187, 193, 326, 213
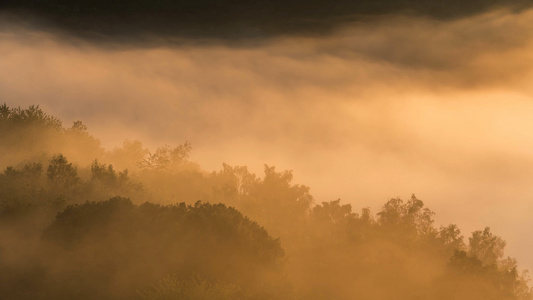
2, 8, 533, 275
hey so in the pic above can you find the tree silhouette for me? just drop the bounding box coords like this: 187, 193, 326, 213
469, 227, 506, 266
47, 154, 80, 190
43, 198, 284, 299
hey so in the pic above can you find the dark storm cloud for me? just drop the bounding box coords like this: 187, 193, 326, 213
1, 0, 532, 41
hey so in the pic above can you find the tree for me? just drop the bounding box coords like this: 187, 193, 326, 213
377, 194, 435, 238
70, 120, 88, 132
139, 143, 192, 172
47, 154, 80, 189
437, 224, 465, 255
106, 139, 148, 171
91, 159, 118, 184
312, 199, 357, 225
469, 227, 506, 266
0, 104, 62, 130
43, 199, 285, 299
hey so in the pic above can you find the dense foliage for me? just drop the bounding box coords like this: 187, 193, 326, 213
0, 104, 531, 299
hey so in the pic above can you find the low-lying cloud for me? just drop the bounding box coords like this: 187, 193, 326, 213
2, 7, 533, 271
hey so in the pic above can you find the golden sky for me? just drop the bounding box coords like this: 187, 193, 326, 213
2, 7, 533, 271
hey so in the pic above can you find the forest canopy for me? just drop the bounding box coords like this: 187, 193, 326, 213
0, 104, 531, 299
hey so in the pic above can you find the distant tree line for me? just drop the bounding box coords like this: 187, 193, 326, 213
0, 104, 531, 299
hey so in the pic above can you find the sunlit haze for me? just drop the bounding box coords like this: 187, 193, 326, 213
2, 3, 533, 298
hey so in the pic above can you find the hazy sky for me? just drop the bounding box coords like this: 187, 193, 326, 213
2, 7, 533, 271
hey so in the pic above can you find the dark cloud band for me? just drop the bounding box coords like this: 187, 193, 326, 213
2, 0, 531, 41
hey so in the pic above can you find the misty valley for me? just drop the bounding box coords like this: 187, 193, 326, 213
0, 104, 531, 299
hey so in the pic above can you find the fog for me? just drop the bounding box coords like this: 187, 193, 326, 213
2, 5, 533, 286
